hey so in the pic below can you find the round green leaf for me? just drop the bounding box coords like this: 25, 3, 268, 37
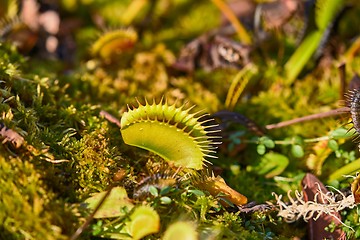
330, 127, 354, 139
291, 144, 304, 158
263, 138, 275, 149
160, 196, 172, 204
327, 139, 338, 151
187, 189, 205, 196
293, 136, 304, 145
159, 186, 172, 195
257, 144, 266, 155
149, 185, 158, 197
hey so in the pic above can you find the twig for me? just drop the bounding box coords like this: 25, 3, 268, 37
70, 186, 114, 240
100, 110, 121, 127
70, 169, 126, 240
265, 107, 350, 130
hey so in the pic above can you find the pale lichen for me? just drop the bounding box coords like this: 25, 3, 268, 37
272, 183, 357, 230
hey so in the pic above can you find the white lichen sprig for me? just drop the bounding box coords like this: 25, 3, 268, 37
272, 183, 357, 230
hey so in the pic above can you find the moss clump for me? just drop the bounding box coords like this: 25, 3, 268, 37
0, 156, 70, 239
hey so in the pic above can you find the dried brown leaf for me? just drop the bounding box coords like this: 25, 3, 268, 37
301, 173, 346, 240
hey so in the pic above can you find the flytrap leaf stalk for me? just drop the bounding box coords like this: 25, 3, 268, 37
120, 98, 221, 170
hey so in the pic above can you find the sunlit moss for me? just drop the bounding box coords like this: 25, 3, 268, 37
0, 156, 69, 239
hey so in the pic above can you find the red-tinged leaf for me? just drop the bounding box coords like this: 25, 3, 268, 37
348, 73, 360, 93
351, 174, 360, 204
301, 173, 346, 240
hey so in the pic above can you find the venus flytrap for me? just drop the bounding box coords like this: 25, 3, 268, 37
120, 98, 221, 170
120, 98, 249, 207
91, 28, 137, 61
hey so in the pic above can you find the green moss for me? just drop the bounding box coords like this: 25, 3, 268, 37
0, 156, 70, 239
